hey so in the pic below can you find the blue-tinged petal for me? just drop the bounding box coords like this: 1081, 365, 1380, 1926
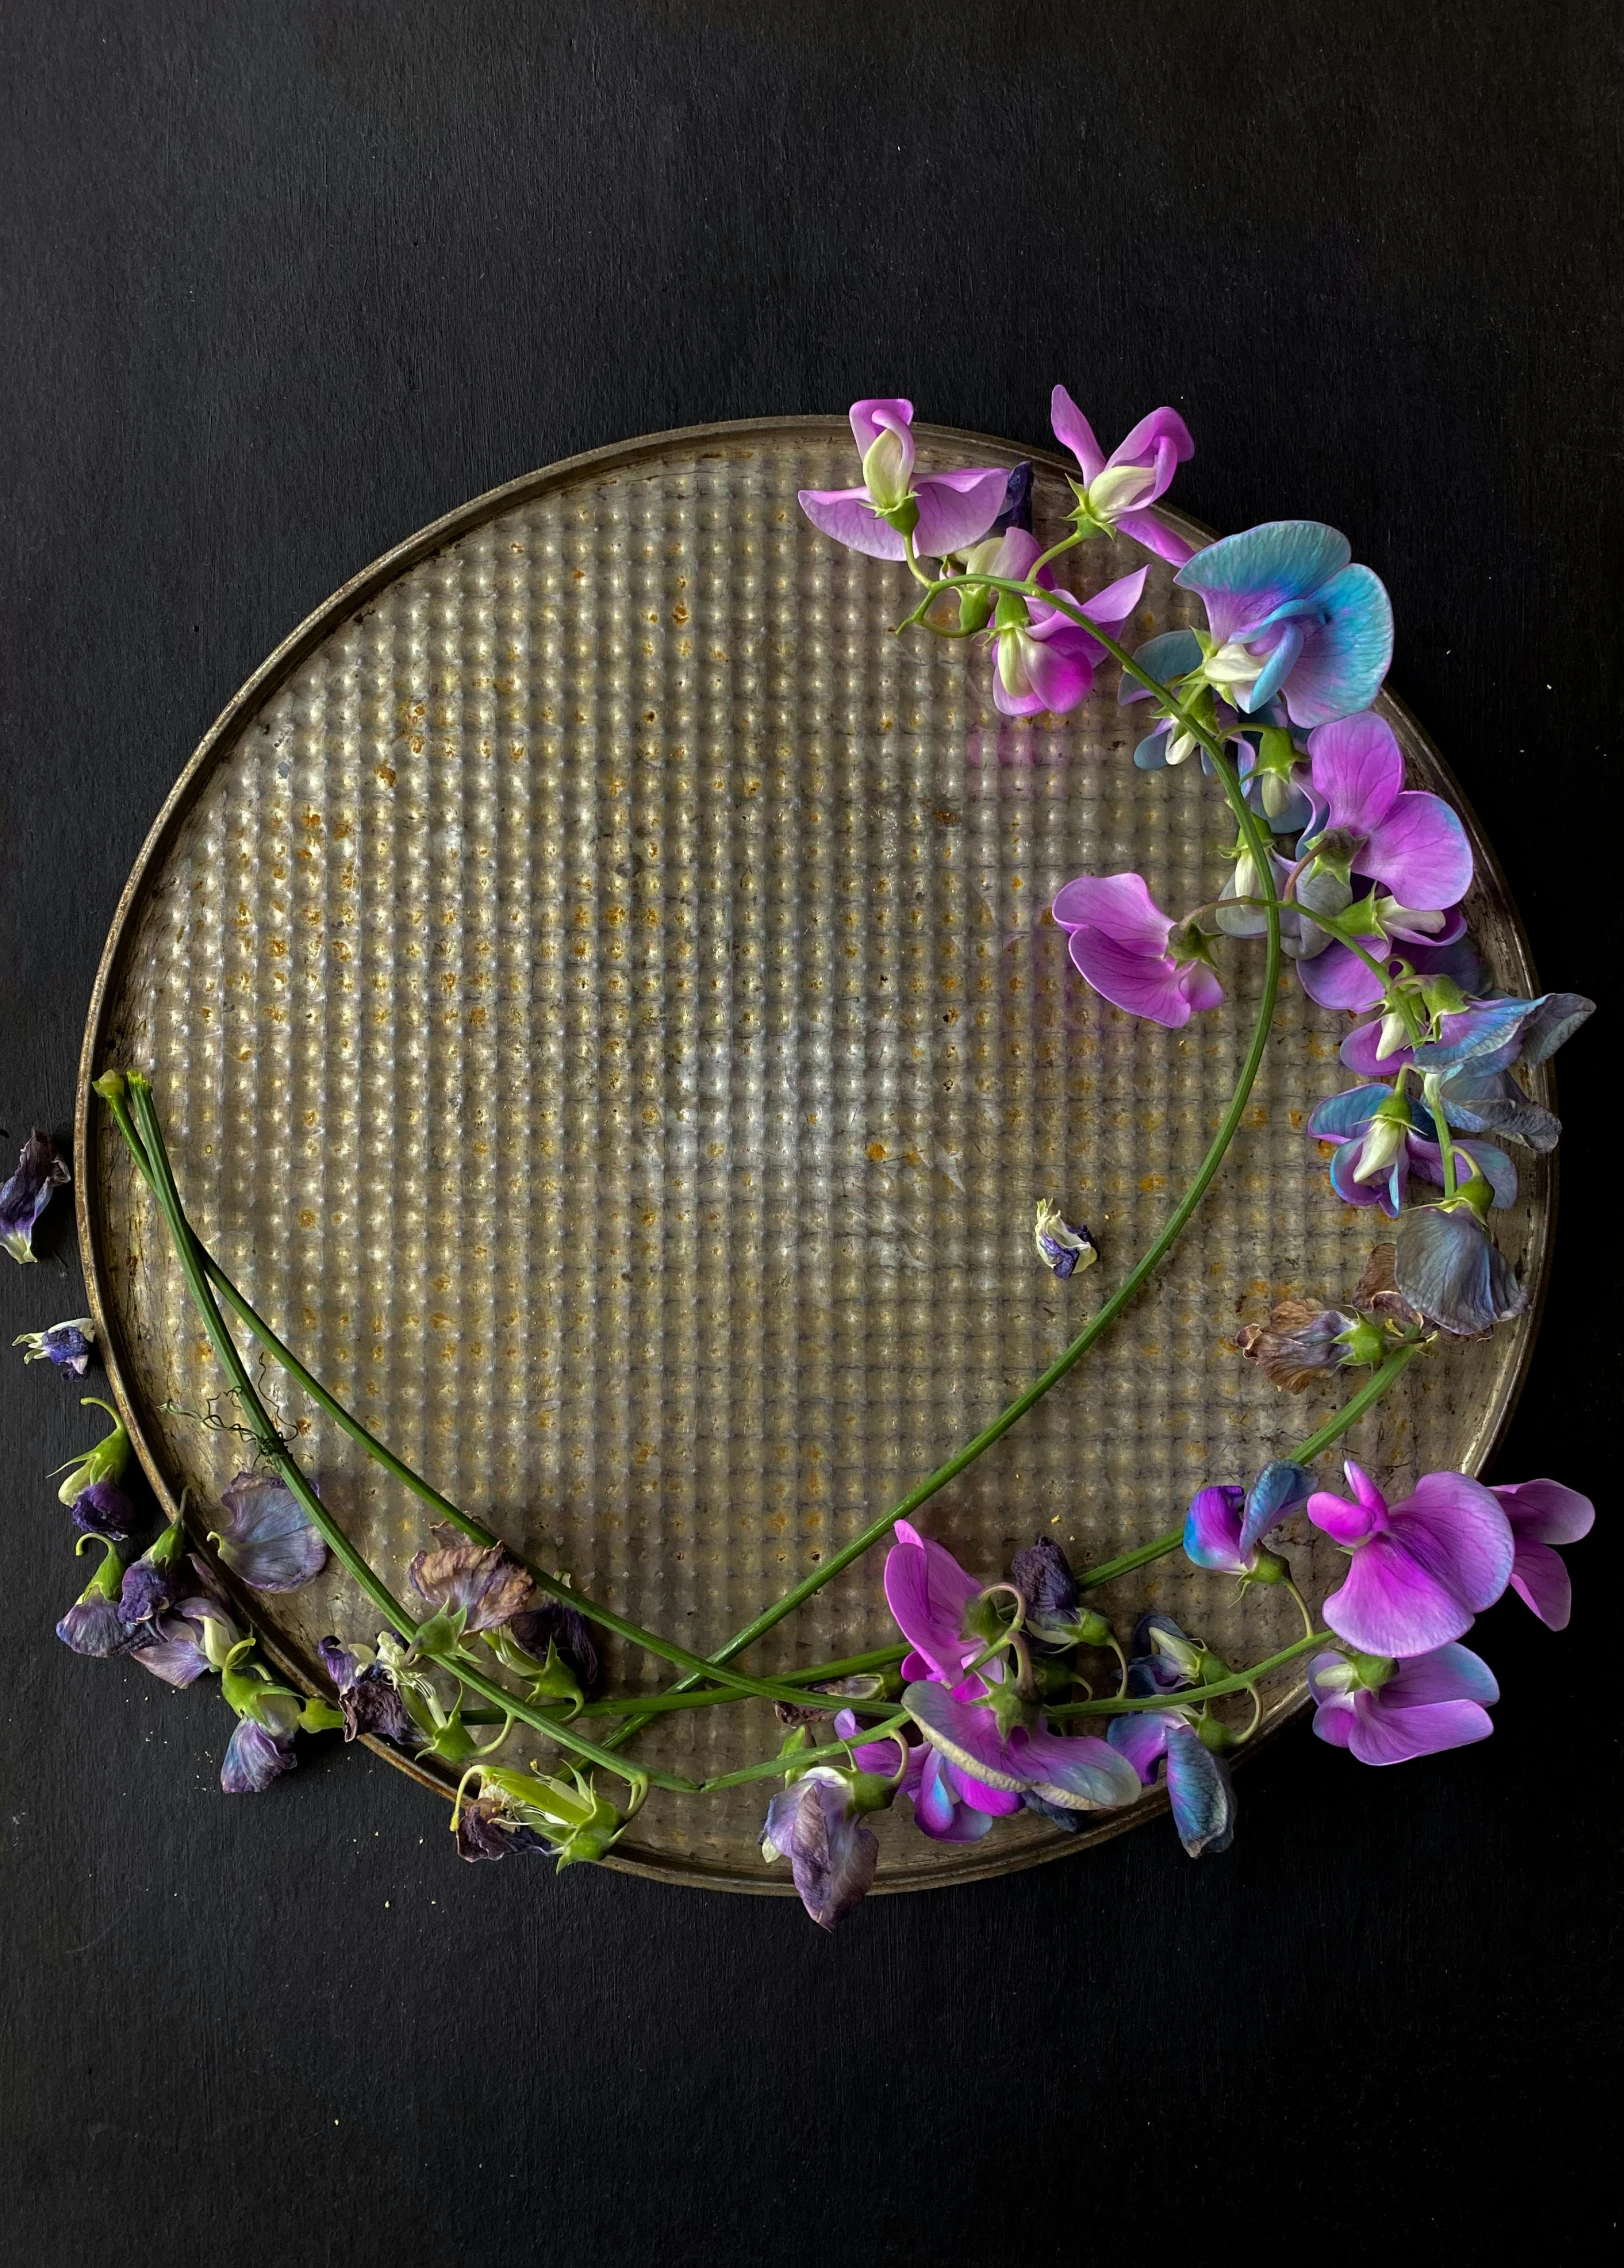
1435, 1068, 1561, 1153
1121, 627, 1203, 704
1175, 521, 1351, 645
1133, 727, 1172, 769
221, 1717, 298, 1793
1394, 1205, 1528, 1337
1013, 1727, 1142, 1811
1107, 1709, 1175, 1784
1307, 1084, 1404, 1141
1278, 565, 1394, 728
1163, 1725, 1236, 1855
1417, 996, 1549, 1073
902, 1680, 1025, 1791
1520, 992, 1594, 1067
1183, 1483, 1247, 1572
1241, 1461, 1315, 1554
1243, 620, 1304, 712
211, 1473, 329, 1592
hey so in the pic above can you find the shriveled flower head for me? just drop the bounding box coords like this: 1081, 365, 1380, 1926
1308, 1461, 1513, 1657
797, 400, 1008, 563
409, 1537, 534, 1635
1175, 521, 1393, 729
0, 1130, 70, 1263
1238, 1296, 1364, 1391
210, 1472, 328, 1592
14, 1318, 96, 1376
1051, 871, 1223, 1029
1310, 1642, 1498, 1765
1489, 1479, 1595, 1631
53, 1397, 141, 1541
761, 1767, 881, 1929
1032, 1200, 1095, 1280
55, 1536, 140, 1660
503, 1593, 601, 1696
1393, 1196, 1527, 1337
318, 1634, 416, 1745
1050, 389, 1196, 563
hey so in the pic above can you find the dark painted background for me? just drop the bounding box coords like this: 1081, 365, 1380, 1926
2, 4, 1617, 2260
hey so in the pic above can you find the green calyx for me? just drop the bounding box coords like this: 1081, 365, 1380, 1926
52, 1397, 131, 1508
485, 1628, 584, 1712
73, 1532, 125, 1601
1337, 1316, 1391, 1368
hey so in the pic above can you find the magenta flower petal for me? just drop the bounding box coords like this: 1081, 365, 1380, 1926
1388, 1473, 1514, 1614
1115, 508, 1198, 566
883, 1521, 981, 1682
848, 397, 914, 456
1018, 627, 1095, 714
1307, 712, 1404, 838
1347, 1690, 1494, 1765
1107, 1708, 1174, 1783
1361, 791, 1474, 908
1506, 1540, 1573, 1630
797, 485, 906, 560
1323, 1531, 1477, 1656
1295, 937, 1389, 1011
903, 1679, 1025, 1792
1067, 927, 1198, 1026
915, 1749, 995, 1840
1492, 1478, 1595, 1548
942, 1758, 1024, 1816
1108, 406, 1194, 484
1307, 1480, 1385, 1549
1065, 563, 1149, 627
912, 467, 1008, 557
1183, 1483, 1248, 1572
1050, 384, 1105, 480
1179, 961, 1225, 1015
1051, 871, 1171, 952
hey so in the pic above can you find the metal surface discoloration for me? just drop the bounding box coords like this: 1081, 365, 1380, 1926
76, 420, 1551, 1891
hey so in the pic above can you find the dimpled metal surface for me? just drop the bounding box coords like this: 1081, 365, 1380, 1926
79, 421, 1550, 1891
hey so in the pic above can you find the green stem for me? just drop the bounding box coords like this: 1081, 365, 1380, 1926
603, 629, 1286, 1752
1047, 1626, 1332, 1715
701, 1711, 914, 1792
97, 1084, 884, 1719
123, 1076, 697, 1795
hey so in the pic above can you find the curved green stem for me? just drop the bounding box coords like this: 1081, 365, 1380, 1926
1047, 1626, 1332, 1715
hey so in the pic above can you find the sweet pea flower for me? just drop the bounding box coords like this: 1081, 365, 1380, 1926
1308, 1461, 1514, 1657
1032, 1199, 1096, 1279
761, 1767, 882, 1928
1306, 1084, 1516, 1218
1393, 1196, 1527, 1336
1182, 1461, 1314, 1578
318, 1634, 417, 1744
1343, 988, 1592, 1087
220, 1711, 300, 1794
52, 1396, 142, 1541
455, 1765, 625, 1868
0, 1129, 70, 1262
210, 1472, 328, 1592
904, 1678, 1142, 1819
836, 1713, 992, 1844
986, 532, 1147, 717
1051, 872, 1223, 1029
1175, 521, 1394, 728
129, 1586, 243, 1688
1105, 1617, 1236, 1856
1049, 388, 1197, 564
798, 399, 1007, 562
1309, 1642, 1498, 1764
1490, 1479, 1595, 1630
55, 1536, 139, 1659
14, 1318, 95, 1376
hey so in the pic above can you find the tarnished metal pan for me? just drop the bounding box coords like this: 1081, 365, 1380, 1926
76, 420, 1551, 1890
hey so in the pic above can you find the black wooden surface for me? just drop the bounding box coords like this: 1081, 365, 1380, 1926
2, 5, 1617, 2259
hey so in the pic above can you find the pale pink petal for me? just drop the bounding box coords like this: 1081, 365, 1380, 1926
912, 467, 1008, 558
1063, 564, 1148, 628
1345, 1694, 1494, 1765
1178, 961, 1225, 1014
1019, 628, 1095, 715
798, 486, 906, 560
1307, 1485, 1384, 1549
1108, 406, 1195, 477
1115, 508, 1198, 566
1295, 937, 1389, 1011
1050, 870, 1172, 952
1050, 384, 1105, 480
848, 397, 913, 457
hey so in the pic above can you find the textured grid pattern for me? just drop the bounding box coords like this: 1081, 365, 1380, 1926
87, 427, 1549, 1889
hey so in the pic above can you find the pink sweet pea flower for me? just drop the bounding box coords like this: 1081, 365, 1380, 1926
1051, 871, 1224, 1029
1490, 1479, 1596, 1630
1050, 387, 1197, 565
798, 398, 1008, 562
1308, 1461, 1514, 1657
883, 1520, 1019, 1816
985, 531, 1147, 717
1309, 1641, 1499, 1764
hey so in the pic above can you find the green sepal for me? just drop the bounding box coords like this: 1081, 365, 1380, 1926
1337, 1316, 1390, 1368
1196, 1712, 1241, 1755
53, 1397, 132, 1508
987, 1677, 1031, 1740
484, 1627, 583, 1710
72, 1531, 126, 1601
298, 1697, 345, 1734
410, 1606, 465, 1661
1419, 973, 1468, 1019
91, 1070, 129, 1108
1242, 1547, 1289, 1587
876, 495, 920, 540
776, 1724, 812, 1785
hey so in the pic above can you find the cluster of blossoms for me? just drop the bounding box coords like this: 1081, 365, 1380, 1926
12, 388, 1598, 1932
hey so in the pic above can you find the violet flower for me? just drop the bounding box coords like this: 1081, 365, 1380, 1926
1393, 1196, 1527, 1336
761, 1767, 881, 1929
1309, 1642, 1498, 1765
210, 1472, 328, 1592
1032, 1199, 1095, 1279
0, 1130, 70, 1263
409, 1538, 534, 1636
1307, 1460, 1514, 1657
1175, 521, 1394, 729
318, 1634, 416, 1744
14, 1318, 96, 1376
53, 1396, 141, 1541
1049, 389, 1197, 564
1051, 871, 1223, 1028
131, 1587, 243, 1688
1182, 1461, 1314, 1579
797, 399, 1007, 562
55, 1536, 139, 1659
1105, 1618, 1236, 1856
1306, 1084, 1516, 1218
1489, 1479, 1595, 1631
1345, 989, 1594, 1157
220, 1713, 299, 1794
984, 531, 1147, 717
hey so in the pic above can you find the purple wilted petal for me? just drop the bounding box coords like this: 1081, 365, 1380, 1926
1183, 1484, 1248, 1573
14, 1319, 96, 1375
1009, 1538, 1080, 1624
760, 1769, 879, 1931
912, 467, 1008, 558
455, 1795, 553, 1862
409, 1539, 533, 1633
0, 1130, 70, 1263
883, 1520, 981, 1683
990, 462, 1034, 536
1394, 1204, 1527, 1336
1163, 1724, 1236, 1855
130, 1608, 215, 1687
1007, 1725, 1141, 1812
213, 1473, 328, 1592
70, 1478, 142, 1543
506, 1595, 600, 1695
56, 1594, 137, 1658
220, 1717, 297, 1794
318, 1635, 416, 1744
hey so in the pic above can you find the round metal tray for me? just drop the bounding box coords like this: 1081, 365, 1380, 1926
76, 419, 1551, 1891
